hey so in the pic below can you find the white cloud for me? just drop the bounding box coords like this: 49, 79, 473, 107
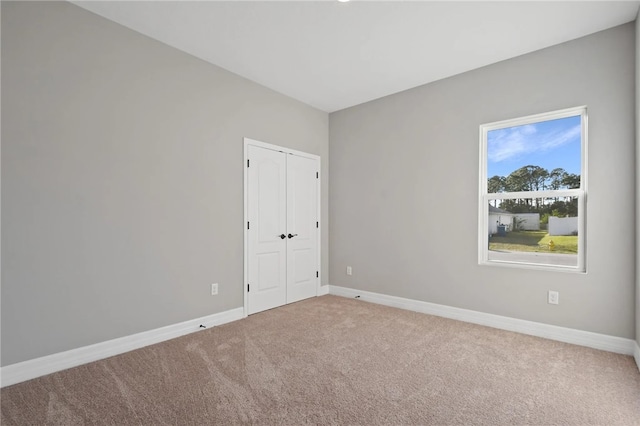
538, 124, 581, 151
488, 125, 534, 162
488, 122, 580, 163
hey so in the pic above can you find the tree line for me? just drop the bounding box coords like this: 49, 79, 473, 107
488, 165, 580, 217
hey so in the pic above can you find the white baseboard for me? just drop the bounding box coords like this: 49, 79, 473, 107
4, 291, 635, 388
0, 307, 244, 388
328, 285, 636, 356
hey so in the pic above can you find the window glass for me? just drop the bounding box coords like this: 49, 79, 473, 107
487, 116, 582, 193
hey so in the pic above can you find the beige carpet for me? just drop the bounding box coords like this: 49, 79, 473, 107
2, 295, 639, 425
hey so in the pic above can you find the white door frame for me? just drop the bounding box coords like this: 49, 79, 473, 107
243, 137, 321, 317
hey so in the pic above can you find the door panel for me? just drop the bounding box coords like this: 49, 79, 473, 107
257, 252, 281, 291
286, 154, 318, 303
292, 248, 312, 283
247, 145, 286, 315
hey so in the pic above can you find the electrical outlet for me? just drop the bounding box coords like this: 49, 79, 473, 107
211, 283, 218, 296
548, 290, 559, 305
346, 266, 352, 276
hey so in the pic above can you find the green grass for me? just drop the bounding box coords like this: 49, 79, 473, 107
489, 231, 578, 254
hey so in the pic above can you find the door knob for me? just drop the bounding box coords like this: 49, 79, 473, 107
288, 233, 298, 239
279, 234, 286, 239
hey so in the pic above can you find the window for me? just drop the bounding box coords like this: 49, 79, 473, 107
478, 106, 587, 272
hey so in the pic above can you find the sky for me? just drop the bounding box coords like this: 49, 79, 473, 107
487, 115, 582, 178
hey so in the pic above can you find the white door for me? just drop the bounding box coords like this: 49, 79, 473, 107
286, 154, 318, 304
247, 145, 287, 314
246, 143, 319, 315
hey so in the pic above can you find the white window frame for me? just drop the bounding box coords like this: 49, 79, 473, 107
478, 106, 588, 273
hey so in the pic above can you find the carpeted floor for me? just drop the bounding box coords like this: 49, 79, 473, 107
2, 295, 639, 425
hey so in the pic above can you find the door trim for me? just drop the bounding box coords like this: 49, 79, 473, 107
243, 137, 321, 317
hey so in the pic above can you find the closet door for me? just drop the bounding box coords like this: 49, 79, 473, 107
286, 154, 318, 303
246, 143, 319, 315
247, 145, 287, 315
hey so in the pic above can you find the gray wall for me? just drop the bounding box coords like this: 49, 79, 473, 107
636, 14, 640, 348
330, 24, 636, 339
1, 1, 328, 366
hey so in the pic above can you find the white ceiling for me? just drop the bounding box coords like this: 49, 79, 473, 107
72, 1, 640, 113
